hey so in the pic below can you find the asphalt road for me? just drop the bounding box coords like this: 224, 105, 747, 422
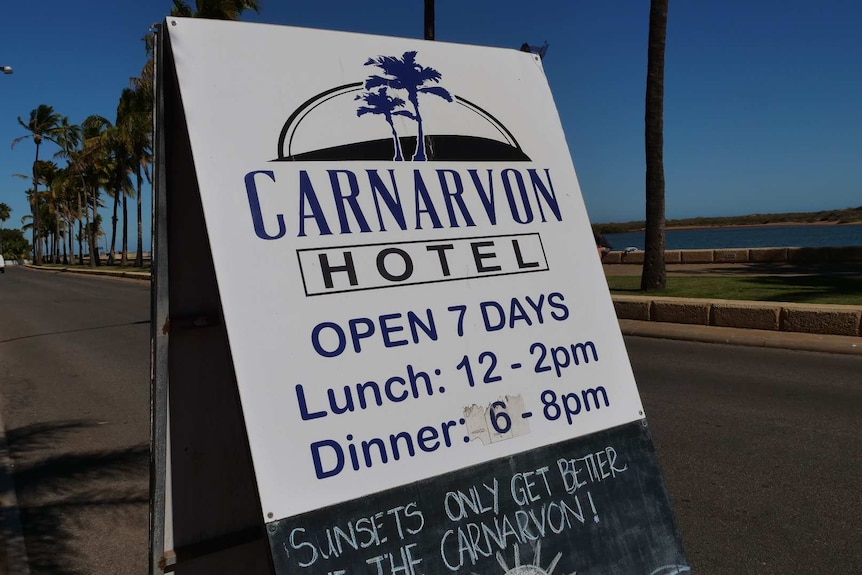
1, 266, 861, 574
0, 266, 150, 574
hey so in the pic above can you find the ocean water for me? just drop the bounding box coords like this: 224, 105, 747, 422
604, 224, 862, 251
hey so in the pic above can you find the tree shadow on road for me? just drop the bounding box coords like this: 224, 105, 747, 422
1, 420, 148, 574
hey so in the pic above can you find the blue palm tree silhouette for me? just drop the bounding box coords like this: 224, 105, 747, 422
355, 88, 414, 161
363, 51, 453, 161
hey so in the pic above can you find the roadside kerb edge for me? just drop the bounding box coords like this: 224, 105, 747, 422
614, 295, 862, 337
22, 264, 150, 282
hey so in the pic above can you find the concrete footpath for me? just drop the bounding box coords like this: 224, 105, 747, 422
20, 262, 862, 355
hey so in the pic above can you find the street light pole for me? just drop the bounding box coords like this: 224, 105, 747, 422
1, 67, 12, 257
424, 0, 435, 40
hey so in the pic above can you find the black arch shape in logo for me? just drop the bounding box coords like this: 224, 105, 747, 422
274, 83, 531, 162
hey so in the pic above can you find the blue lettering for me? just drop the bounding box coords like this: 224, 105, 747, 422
548, 292, 570, 321
413, 171, 443, 229
380, 313, 408, 348
468, 169, 497, 225
368, 169, 407, 231
298, 170, 332, 236
244, 170, 286, 240
407, 309, 438, 343
509, 298, 533, 328
328, 387, 355, 415
312, 322, 346, 357
329, 170, 371, 234
480, 301, 506, 332
437, 169, 476, 228
311, 439, 345, 479
385, 376, 409, 403
349, 317, 376, 353
525, 294, 547, 322
407, 365, 433, 398
528, 169, 562, 222
389, 431, 416, 460
417, 426, 441, 452
502, 169, 534, 224
295, 384, 327, 420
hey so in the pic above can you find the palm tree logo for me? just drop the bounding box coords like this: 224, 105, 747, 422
358, 51, 453, 161
355, 88, 412, 161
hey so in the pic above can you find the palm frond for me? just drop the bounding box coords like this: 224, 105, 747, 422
418, 85, 453, 101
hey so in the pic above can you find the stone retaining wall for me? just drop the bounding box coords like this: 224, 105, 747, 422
612, 295, 862, 337
608, 246, 862, 264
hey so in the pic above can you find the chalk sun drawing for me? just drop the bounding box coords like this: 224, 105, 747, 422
483, 541, 576, 575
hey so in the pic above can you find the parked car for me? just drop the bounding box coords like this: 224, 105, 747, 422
0, 255, 5, 273
624, 247, 640, 253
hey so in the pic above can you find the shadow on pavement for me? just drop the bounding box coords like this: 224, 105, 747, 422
2, 420, 148, 574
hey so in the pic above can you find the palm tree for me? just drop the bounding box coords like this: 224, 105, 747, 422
77, 115, 112, 267
100, 132, 134, 265
11, 105, 64, 265
116, 87, 151, 268
363, 51, 453, 161
35, 160, 60, 262
356, 88, 412, 161
0, 202, 10, 256
170, 0, 260, 19
49, 169, 77, 265
641, 0, 669, 291
53, 119, 86, 264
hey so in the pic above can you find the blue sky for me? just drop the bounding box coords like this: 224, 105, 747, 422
2, 0, 861, 250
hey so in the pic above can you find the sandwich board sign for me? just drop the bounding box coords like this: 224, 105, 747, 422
150, 17, 689, 575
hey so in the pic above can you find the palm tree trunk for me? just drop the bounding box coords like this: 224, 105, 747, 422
135, 167, 143, 268
76, 191, 83, 264
386, 117, 404, 161
410, 94, 427, 161
66, 215, 73, 265
121, 193, 129, 267
641, 0, 669, 291
109, 191, 119, 265
54, 217, 61, 263
89, 186, 98, 267
33, 142, 42, 265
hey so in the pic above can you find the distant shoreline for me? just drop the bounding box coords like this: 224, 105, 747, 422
595, 207, 862, 234
663, 220, 862, 232
601, 220, 862, 234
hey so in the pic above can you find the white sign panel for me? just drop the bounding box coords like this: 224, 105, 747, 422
166, 18, 644, 524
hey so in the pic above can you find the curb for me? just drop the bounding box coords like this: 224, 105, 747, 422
612, 295, 862, 338
22, 265, 151, 282
618, 319, 862, 356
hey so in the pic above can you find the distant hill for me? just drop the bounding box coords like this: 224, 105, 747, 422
594, 206, 862, 234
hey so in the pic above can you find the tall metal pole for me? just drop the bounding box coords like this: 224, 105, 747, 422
424, 0, 435, 40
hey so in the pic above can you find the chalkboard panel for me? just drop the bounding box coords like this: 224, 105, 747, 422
266, 419, 689, 574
